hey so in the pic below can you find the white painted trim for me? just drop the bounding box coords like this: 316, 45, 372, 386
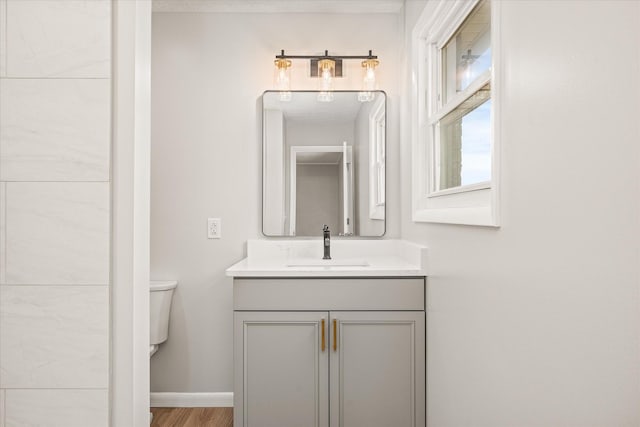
342, 142, 355, 235
428, 69, 491, 125
289, 145, 352, 236
150, 393, 234, 408
490, 0, 503, 227
428, 180, 490, 198
413, 206, 493, 226
410, 0, 500, 227
111, 1, 152, 426
342, 143, 349, 233
152, 0, 403, 14
369, 96, 386, 221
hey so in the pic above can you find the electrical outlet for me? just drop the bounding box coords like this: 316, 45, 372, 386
208, 218, 221, 239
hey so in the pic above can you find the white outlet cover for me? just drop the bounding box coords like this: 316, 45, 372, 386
208, 218, 221, 239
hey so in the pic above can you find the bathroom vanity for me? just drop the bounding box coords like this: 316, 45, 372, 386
226, 240, 427, 427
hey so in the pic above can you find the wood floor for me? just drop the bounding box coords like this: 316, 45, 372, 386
150, 407, 233, 427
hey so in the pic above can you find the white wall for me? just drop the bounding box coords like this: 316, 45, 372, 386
0, 0, 111, 424
401, 1, 640, 425
150, 12, 401, 392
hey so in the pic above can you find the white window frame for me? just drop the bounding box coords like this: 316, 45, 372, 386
369, 95, 386, 220
411, 0, 501, 227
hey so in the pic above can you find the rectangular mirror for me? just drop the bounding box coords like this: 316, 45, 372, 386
262, 90, 386, 237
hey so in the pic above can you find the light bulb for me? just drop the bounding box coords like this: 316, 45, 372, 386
358, 58, 379, 102
277, 68, 289, 87
317, 59, 335, 102
321, 67, 332, 89
274, 58, 292, 101
318, 60, 334, 91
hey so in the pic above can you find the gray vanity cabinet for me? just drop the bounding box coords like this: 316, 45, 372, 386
233, 277, 426, 427
329, 311, 425, 427
233, 311, 329, 427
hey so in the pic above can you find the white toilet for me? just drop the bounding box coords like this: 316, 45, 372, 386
150, 280, 178, 357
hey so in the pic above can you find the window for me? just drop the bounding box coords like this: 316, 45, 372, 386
369, 95, 386, 220
411, 0, 500, 226
437, 84, 491, 191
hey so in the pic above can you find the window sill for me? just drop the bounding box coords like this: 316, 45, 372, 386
428, 181, 490, 198
412, 206, 497, 227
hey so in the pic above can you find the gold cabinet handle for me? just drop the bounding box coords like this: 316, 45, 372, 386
332, 319, 337, 352
321, 319, 326, 352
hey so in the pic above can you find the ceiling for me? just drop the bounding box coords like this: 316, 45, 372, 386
296, 152, 343, 165
263, 92, 368, 125
152, 0, 404, 14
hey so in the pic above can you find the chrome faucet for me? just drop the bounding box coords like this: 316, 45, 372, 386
322, 225, 331, 260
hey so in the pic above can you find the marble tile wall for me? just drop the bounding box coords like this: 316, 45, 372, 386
0, 79, 111, 181
3, 0, 110, 78
5, 389, 108, 427
0, 0, 111, 425
4, 183, 110, 285
0, 0, 5, 78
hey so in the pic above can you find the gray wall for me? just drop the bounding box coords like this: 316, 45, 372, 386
400, 1, 640, 425
150, 11, 400, 392
285, 120, 354, 236
263, 109, 285, 235
296, 164, 340, 236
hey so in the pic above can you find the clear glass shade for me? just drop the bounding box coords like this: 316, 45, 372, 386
317, 59, 335, 102
358, 59, 379, 102
274, 59, 291, 101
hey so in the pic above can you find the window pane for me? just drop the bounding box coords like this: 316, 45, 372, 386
442, 0, 491, 103
437, 85, 491, 191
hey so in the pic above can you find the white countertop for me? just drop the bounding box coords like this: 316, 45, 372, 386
226, 239, 428, 278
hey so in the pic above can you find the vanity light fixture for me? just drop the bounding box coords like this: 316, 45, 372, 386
461, 48, 481, 89
273, 50, 379, 102
274, 58, 292, 101
358, 58, 380, 102
317, 58, 335, 102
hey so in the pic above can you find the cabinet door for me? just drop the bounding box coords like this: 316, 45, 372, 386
329, 311, 425, 427
234, 311, 329, 427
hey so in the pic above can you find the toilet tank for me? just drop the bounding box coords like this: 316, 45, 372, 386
150, 280, 178, 345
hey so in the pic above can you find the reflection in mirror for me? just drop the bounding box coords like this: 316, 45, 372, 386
262, 91, 386, 237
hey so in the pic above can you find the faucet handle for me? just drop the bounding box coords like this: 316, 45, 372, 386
323, 224, 330, 232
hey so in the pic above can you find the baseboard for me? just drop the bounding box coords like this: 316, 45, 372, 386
150, 392, 233, 408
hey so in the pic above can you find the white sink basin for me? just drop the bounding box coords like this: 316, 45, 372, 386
225, 240, 428, 277
286, 259, 370, 267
